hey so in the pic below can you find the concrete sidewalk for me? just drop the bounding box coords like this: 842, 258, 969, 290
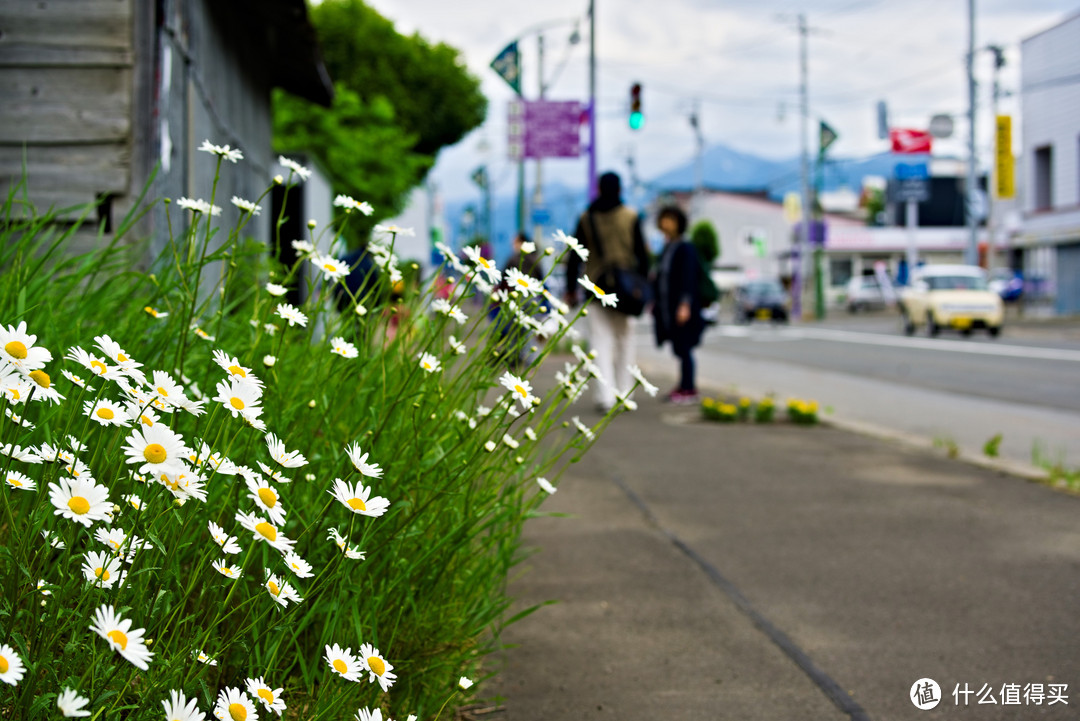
485, 359, 1080, 720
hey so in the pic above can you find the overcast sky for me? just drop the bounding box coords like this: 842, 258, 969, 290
360, 0, 1078, 202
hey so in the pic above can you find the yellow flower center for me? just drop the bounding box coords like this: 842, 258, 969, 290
90, 360, 107, 375
107, 629, 128, 649
268, 580, 280, 596
514, 384, 527, 398
593, 284, 605, 295
257, 688, 274, 704
479, 257, 491, 268
230, 397, 245, 410
222, 567, 233, 576
368, 656, 386, 676
157, 386, 168, 397
323, 263, 336, 271
29, 369, 50, 388
255, 521, 277, 541
95, 566, 110, 581
144, 306, 157, 317
9, 389, 19, 401
0, 656, 8, 673
96, 407, 115, 420
117, 353, 128, 362
228, 702, 247, 721
140, 414, 153, 427
7, 476, 22, 487
144, 443, 167, 464
516, 278, 530, 288
68, 496, 90, 515
347, 497, 367, 512
4, 341, 27, 359
422, 362, 432, 370
257, 488, 277, 508
332, 659, 348, 674
228, 364, 247, 378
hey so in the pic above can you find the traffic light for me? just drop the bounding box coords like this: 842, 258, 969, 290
629, 82, 643, 130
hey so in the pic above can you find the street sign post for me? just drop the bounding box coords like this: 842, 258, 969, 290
507, 100, 583, 160
894, 162, 930, 282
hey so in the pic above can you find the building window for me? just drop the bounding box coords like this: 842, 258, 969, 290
1034, 144, 1053, 210
829, 258, 852, 287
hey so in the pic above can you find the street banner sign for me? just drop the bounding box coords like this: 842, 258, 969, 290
929, 114, 954, 139
890, 128, 932, 154
507, 100, 582, 160
490, 42, 521, 95
895, 162, 929, 181
819, 120, 838, 154
894, 161, 930, 203
783, 192, 801, 224
995, 115, 1015, 199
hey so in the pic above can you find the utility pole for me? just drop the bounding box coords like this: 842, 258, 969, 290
795, 13, 811, 321
690, 100, 704, 221
587, 0, 597, 201
964, 0, 979, 266
533, 34, 546, 247
986, 44, 1005, 272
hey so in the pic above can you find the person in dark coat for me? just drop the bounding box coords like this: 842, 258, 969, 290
652, 205, 705, 403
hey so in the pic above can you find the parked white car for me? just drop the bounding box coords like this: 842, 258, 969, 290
898, 265, 1004, 337
845, 276, 887, 313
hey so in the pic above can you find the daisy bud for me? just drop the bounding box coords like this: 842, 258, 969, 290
582, 308, 589, 316
163, 198, 171, 204
544, 247, 554, 255
308, 400, 316, 408
531, 346, 538, 353
41, 600, 47, 607
430, 414, 436, 420
515, 456, 524, 464
263, 355, 277, 367
274, 174, 284, 185
588, 349, 598, 359
484, 441, 496, 453
307, 218, 317, 229
305, 473, 316, 481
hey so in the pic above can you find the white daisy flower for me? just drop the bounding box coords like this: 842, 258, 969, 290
354, 708, 383, 721
41, 529, 65, 549
262, 355, 276, 367
418, 352, 440, 373
162, 689, 206, 721
214, 687, 257, 721
212, 350, 263, 389
578, 274, 618, 307
330, 337, 358, 359
334, 195, 374, 215
49, 477, 111, 527
325, 643, 361, 681
0, 321, 52, 371
502, 434, 519, 450
571, 416, 596, 442
57, 687, 91, 717
552, 229, 589, 261
143, 306, 168, 319
0, 644, 24, 686
214, 378, 264, 422
265, 282, 288, 297
359, 643, 396, 692
89, 604, 154, 670
373, 223, 414, 237
192, 326, 216, 342
65, 346, 124, 382
208, 521, 242, 555
327, 528, 366, 560
283, 551, 314, 579
193, 649, 218, 666
628, 365, 659, 397
290, 239, 315, 256
4, 469, 35, 491
312, 253, 350, 283
344, 443, 382, 478
92, 334, 145, 385
212, 559, 242, 579
176, 197, 222, 216
122, 423, 189, 476
255, 461, 291, 485
484, 441, 496, 453
504, 268, 543, 297
246, 677, 286, 716
431, 299, 468, 325
231, 196, 261, 215
198, 139, 242, 162
264, 433, 307, 468
537, 477, 557, 494
60, 369, 92, 390
448, 335, 466, 355
1, 443, 41, 464
274, 303, 308, 328
279, 155, 312, 180
354, 302, 368, 317
83, 398, 130, 427
235, 511, 295, 554
82, 550, 123, 588
462, 245, 501, 283
499, 371, 539, 411
264, 570, 303, 608
328, 478, 390, 517
245, 475, 286, 526
459, 676, 474, 690
524, 427, 538, 441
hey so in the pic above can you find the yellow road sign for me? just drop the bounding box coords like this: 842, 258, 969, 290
995, 115, 1015, 199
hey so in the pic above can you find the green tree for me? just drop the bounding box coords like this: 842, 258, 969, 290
690, 220, 720, 267
273, 0, 488, 240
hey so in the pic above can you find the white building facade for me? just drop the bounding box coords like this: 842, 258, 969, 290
1019, 11, 1080, 315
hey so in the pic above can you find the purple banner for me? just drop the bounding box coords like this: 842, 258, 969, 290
508, 100, 583, 160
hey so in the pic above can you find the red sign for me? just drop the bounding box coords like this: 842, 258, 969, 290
890, 128, 932, 154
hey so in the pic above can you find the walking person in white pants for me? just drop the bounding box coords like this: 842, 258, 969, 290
564, 172, 651, 412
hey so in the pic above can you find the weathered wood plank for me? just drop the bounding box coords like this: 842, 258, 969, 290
0, 0, 132, 50
0, 143, 130, 196
0, 186, 102, 220
0, 66, 130, 143
0, 43, 132, 68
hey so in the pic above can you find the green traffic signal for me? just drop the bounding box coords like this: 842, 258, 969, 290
629, 82, 643, 130
629, 111, 644, 130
